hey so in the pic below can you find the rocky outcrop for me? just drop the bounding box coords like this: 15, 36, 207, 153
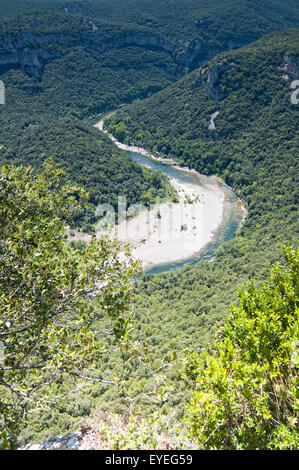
176, 37, 218, 69
190, 60, 236, 101
21, 426, 112, 450
0, 31, 71, 78
208, 110, 220, 131
282, 54, 299, 80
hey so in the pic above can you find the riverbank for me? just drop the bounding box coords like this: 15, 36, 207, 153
94, 116, 177, 165
93, 115, 231, 271
115, 174, 225, 271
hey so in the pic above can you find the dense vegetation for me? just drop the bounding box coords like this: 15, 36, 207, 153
107, 29, 299, 271
79, 248, 298, 450
1, 1, 298, 48
183, 246, 298, 450
0, 159, 141, 448
1, 161, 297, 450
105, 28, 299, 406
0, 1, 298, 450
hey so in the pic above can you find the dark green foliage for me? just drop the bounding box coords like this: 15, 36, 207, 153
183, 247, 298, 449
0, 1, 90, 18
0, 47, 176, 229
1, 1, 298, 46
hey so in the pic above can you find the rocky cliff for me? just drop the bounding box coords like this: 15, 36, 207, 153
189, 59, 236, 101
0, 29, 176, 78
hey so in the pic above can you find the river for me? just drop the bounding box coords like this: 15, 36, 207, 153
94, 115, 246, 274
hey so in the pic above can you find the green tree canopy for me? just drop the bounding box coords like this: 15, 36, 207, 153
183, 246, 298, 450
0, 159, 140, 448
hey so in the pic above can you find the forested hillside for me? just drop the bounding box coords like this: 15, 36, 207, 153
1, 4, 298, 230
10, 28, 298, 447
106, 28, 299, 348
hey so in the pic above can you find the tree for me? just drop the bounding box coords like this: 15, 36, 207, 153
183, 246, 298, 450
0, 159, 140, 448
